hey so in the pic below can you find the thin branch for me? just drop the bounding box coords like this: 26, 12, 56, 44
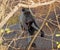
28, 0, 35, 4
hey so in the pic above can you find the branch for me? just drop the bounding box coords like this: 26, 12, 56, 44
28, 0, 35, 4
21, 0, 56, 8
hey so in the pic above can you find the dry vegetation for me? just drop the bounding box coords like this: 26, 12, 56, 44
0, 0, 60, 50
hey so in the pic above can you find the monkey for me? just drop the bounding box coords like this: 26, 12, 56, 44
19, 8, 45, 48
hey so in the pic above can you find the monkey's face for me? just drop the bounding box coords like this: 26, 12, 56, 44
22, 8, 31, 17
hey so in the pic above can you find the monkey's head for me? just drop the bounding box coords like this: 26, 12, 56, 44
22, 8, 31, 16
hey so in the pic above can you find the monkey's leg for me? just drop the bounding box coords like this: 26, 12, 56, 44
27, 27, 37, 48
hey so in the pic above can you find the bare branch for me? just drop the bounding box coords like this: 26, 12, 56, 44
28, 0, 35, 4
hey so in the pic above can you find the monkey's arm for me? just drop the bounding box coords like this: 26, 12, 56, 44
33, 19, 40, 29
19, 14, 28, 30
23, 21, 28, 30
